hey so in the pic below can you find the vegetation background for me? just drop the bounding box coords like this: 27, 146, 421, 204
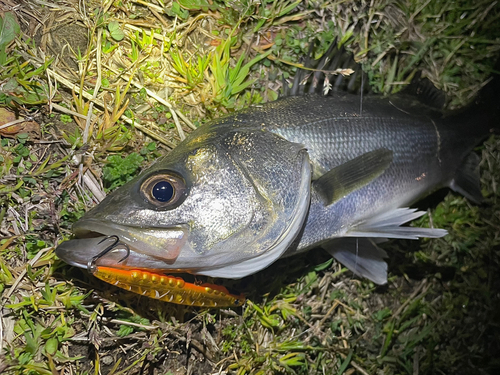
0, 0, 499, 374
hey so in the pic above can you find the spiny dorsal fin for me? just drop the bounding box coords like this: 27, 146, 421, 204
313, 148, 393, 206
450, 152, 483, 204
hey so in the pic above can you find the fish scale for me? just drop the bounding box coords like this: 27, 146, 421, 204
260, 96, 444, 250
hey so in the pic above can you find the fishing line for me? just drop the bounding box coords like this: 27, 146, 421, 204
354, 238, 359, 275
359, 72, 364, 116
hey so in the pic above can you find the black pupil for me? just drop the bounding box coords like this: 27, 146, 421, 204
152, 181, 174, 202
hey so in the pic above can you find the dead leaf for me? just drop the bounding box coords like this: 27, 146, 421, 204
0, 107, 41, 138
0, 107, 16, 124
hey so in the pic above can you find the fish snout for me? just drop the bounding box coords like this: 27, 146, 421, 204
56, 220, 189, 270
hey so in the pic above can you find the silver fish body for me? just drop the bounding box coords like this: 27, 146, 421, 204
56, 88, 498, 284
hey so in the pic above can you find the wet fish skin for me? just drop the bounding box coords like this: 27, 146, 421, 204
251, 93, 484, 251
55, 77, 499, 284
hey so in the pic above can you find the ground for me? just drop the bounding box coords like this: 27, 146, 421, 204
1, 0, 500, 374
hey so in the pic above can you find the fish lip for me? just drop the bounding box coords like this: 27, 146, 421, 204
56, 219, 189, 270
72, 218, 179, 237
71, 219, 125, 239
71, 220, 121, 238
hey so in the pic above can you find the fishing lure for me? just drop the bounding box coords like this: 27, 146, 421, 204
92, 266, 246, 307
87, 235, 245, 307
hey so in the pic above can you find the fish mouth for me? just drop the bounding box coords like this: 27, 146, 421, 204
55, 218, 189, 271
56, 220, 247, 307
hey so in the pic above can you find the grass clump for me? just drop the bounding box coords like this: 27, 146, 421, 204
102, 153, 144, 191
0, 13, 53, 108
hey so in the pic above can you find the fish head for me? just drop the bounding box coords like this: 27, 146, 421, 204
56, 124, 311, 278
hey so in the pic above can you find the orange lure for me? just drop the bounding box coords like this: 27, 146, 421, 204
92, 266, 245, 307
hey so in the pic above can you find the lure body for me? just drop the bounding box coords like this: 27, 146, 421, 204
93, 266, 245, 307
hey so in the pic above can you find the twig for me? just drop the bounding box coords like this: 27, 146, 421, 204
123, 118, 176, 148
350, 360, 371, 375
124, 13, 211, 35
131, 0, 164, 14
0, 118, 25, 130
51, 103, 88, 119
319, 299, 340, 327
43, 66, 177, 146
83, 28, 103, 145
106, 318, 157, 330
148, 5, 170, 29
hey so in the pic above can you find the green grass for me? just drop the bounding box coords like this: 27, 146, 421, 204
1, 1, 500, 374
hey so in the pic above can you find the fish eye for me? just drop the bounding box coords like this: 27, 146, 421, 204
152, 180, 174, 202
140, 172, 188, 209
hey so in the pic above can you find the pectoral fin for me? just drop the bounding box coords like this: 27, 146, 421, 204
313, 148, 393, 206
323, 238, 388, 285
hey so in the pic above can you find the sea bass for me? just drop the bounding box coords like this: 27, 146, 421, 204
55, 69, 499, 302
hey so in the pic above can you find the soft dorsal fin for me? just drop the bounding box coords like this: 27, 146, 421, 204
401, 73, 447, 110
313, 148, 393, 206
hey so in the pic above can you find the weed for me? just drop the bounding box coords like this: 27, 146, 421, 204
167, 2, 190, 20
59, 114, 73, 124
170, 48, 210, 89
0, 13, 19, 64
209, 36, 272, 109
108, 21, 125, 42
64, 80, 133, 153
102, 152, 144, 191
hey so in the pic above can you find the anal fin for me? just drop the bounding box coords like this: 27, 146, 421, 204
346, 207, 448, 240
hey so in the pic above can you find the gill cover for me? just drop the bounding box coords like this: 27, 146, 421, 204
191, 129, 312, 278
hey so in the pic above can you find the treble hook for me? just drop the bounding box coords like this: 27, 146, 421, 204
87, 235, 130, 274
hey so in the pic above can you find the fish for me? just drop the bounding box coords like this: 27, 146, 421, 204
55, 49, 500, 305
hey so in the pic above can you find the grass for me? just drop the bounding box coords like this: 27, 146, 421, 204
1, 0, 500, 374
